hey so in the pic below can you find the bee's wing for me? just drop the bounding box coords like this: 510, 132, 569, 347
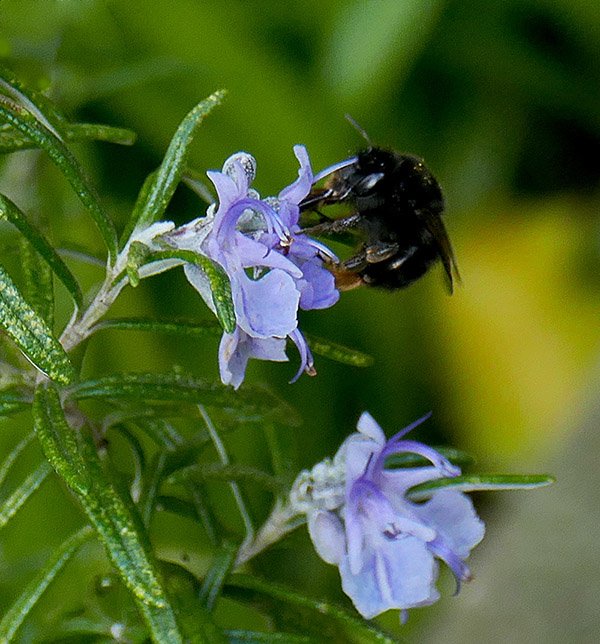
419, 210, 461, 293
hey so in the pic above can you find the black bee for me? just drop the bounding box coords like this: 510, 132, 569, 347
300, 121, 459, 292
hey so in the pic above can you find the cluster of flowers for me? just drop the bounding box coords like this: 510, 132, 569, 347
164, 145, 339, 388
291, 412, 484, 620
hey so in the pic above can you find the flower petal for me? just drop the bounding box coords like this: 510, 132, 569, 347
296, 259, 339, 310
278, 144, 313, 209
307, 510, 346, 565
249, 336, 288, 362
235, 234, 302, 277
234, 269, 299, 338
218, 328, 249, 390
339, 536, 438, 618
356, 412, 386, 444
413, 489, 485, 557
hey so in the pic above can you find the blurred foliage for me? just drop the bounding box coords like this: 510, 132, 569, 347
0, 0, 599, 642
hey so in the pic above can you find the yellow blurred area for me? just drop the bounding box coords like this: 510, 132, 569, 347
438, 198, 600, 462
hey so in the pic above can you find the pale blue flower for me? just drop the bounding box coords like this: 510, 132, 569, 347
301, 412, 485, 620
166, 146, 339, 388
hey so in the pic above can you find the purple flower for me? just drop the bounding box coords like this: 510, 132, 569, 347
165, 146, 339, 388
301, 412, 485, 620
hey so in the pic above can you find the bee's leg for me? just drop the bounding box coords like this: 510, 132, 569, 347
365, 241, 400, 263
342, 248, 369, 272
302, 212, 362, 236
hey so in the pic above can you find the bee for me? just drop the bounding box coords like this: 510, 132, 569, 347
300, 118, 459, 292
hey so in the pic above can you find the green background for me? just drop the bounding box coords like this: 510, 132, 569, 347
0, 1, 599, 642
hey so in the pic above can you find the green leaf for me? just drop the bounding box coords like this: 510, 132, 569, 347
110, 424, 146, 505
0, 432, 34, 489
20, 236, 54, 326
0, 102, 118, 261
146, 248, 235, 333
0, 387, 33, 417
121, 90, 226, 242
385, 446, 474, 469
168, 463, 282, 494
0, 123, 137, 152
224, 575, 400, 644
0, 525, 93, 643
64, 122, 137, 146
407, 473, 556, 501
0, 193, 83, 309
66, 372, 294, 424
226, 632, 317, 644
0, 461, 52, 529
199, 541, 239, 611
0, 130, 46, 153
0, 262, 75, 384
32, 384, 90, 495
138, 451, 168, 527
303, 334, 374, 368
90, 316, 222, 339
33, 384, 186, 644
0, 65, 67, 130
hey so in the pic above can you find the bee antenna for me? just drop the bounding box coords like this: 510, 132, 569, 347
345, 114, 372, 149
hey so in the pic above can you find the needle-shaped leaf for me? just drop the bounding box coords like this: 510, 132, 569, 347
199, 541, 239, 611
226, 632, 318, 644
121, 90, 226, 243
33, 384, 186, 644
303, 333, 374, 368
0, 65, 67, 130
90, 317, 222, 339
138, 451, 168, 527
0, 130, 44, 153
385, 446, 474, 469
0, 123, 136, 152
407, 473, 556, 501
0, 461, 52, 529
224, 575, 399, 644
66, 373, 291, 423
167, 463, 282, 494
0, 432, 34, 489
0, 193, 83, 309
0, 525, 93, 643
64, 122, 137, 146
20, 237, 54, 326
0, 262, 75, 384
0, 387, 33, 417
0, 102, 118, 261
